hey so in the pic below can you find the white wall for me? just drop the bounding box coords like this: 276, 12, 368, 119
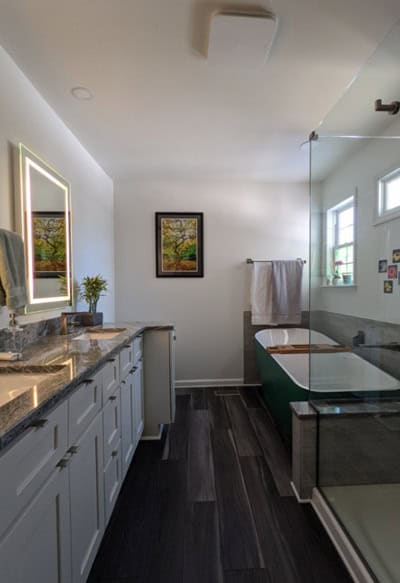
114, 179, 309, 383
313, 120, 400, 323
0, 46, 115, 327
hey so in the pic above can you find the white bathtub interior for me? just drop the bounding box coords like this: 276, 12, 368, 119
255, 328, 400, 392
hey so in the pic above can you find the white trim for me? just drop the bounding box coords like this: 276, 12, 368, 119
140, 424, 164, 441
311, 488, 375, 583
175, 378, 244, 388
291, 481, 311, 503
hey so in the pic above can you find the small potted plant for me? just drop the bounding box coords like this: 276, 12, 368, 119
332, 261, 343, 285
79, 274, 108, 325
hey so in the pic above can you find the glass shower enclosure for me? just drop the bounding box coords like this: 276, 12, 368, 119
308, 24, 400, 582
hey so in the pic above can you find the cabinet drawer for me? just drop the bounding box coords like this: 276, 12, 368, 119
132, 334, 143, 366
69, 369, 102, 446
104, 440, 122, 525
103, 389, 121, 463
119, 341, 134, 380
102, 356, 120, 404
0, 400, 68, 540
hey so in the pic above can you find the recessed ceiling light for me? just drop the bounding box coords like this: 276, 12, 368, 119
71, 86, 93, 100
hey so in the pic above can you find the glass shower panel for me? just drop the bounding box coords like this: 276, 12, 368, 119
309, 133, 400, 583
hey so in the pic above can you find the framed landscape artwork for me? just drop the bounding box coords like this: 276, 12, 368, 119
32, 211, 67, 278
155, 212, 204, 277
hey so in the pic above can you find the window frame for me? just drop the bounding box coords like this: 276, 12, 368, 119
325, 195, 357, 286
376, 166, 400, 224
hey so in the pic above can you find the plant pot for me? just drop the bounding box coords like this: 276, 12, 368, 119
342, 274, 352, 285
332, 277, 341, 286
79, 312, 103, 326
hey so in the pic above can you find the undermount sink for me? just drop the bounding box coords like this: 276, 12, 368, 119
0, 365, 66, 407
73, 328, 127, 341
0, 374, 48, 407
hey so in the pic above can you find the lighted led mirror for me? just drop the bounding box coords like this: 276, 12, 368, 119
17, 144, 72, 313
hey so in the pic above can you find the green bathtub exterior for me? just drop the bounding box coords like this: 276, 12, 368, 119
255, 339, 400, 446
255, 340, 307, 446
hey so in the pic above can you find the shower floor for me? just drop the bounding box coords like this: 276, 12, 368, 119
323, 483, 400, 583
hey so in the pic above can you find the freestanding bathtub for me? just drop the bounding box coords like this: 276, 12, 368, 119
255, 328, 400, 444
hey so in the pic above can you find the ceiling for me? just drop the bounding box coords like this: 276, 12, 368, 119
1, 0, 400, 182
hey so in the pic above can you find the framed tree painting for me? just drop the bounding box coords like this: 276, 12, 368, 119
155, 212, 204, 277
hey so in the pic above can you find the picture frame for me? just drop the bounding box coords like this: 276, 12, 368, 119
155, 212, 204, 277
32, 211, 67, 278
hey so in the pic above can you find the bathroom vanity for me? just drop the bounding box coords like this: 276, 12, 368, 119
0, 323, 175, 583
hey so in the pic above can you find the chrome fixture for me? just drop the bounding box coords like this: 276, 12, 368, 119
246, 258, 307, 264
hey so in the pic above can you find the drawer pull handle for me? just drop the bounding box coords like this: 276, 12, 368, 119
111, 450, 118, 457
124, 343, 131, 348
29, 418, 48, 429
67, 445, 79, 455
57, 456, 71, 469
108, 358, 116, 363
129, 366, 137, 373
85, 379, 94, 385
109, 395, 117, 401
121, 380, 126, 385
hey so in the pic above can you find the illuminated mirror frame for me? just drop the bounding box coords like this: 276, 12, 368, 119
17, 144, 73, 313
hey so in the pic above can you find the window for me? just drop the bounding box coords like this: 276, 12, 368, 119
326, 196, 355, 285
378, 167, 400, 219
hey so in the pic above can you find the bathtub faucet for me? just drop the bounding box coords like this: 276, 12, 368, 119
352, 330, 365, 347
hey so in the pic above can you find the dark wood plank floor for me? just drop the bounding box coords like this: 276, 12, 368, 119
88, 388, 352, 583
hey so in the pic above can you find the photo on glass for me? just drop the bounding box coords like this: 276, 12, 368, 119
378, 259, 388, 273
155, 212, 204, 277
384, 280, 393, 294
392, 249, 400, 263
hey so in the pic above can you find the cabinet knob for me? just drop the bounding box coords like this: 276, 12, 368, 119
29, 418, 48, 429
67, 445, 79, 455
109, 395, 117, 401
129, 366, 137, 373
111, 450, 118, 457
121, 380, 126, 385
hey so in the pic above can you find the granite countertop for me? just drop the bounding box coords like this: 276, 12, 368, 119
0, 322, 174, 451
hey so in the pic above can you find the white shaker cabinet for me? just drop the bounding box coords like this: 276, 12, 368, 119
69, 412, 104, 583
133, 360, 144, 443
120, 371, 135, 478
0, 467, 71, 583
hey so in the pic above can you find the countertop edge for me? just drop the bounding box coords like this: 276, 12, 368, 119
0, 323, 174, 453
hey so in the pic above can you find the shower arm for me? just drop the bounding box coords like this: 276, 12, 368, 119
375, 99, 400, 115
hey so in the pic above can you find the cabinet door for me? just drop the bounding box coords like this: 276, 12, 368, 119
104, 440, 122, 525
133, 362, 144, 443
120, 372, 135, 478
119, 341, 134, 380
103, 388, 121, 463
70, 413, 104, 583
0, 467, 71, 583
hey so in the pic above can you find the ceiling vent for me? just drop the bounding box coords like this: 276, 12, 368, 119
207, 11, 277, 68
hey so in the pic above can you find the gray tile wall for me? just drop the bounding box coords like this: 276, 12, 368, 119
0, 317, 61, 352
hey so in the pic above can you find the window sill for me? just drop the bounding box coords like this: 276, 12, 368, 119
374, 210, 400, 226
320, 284, 357, 289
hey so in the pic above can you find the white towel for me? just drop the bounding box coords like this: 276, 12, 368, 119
271, 260, 303, 325
250, 260, 303, 325
251, 262, 275, 325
